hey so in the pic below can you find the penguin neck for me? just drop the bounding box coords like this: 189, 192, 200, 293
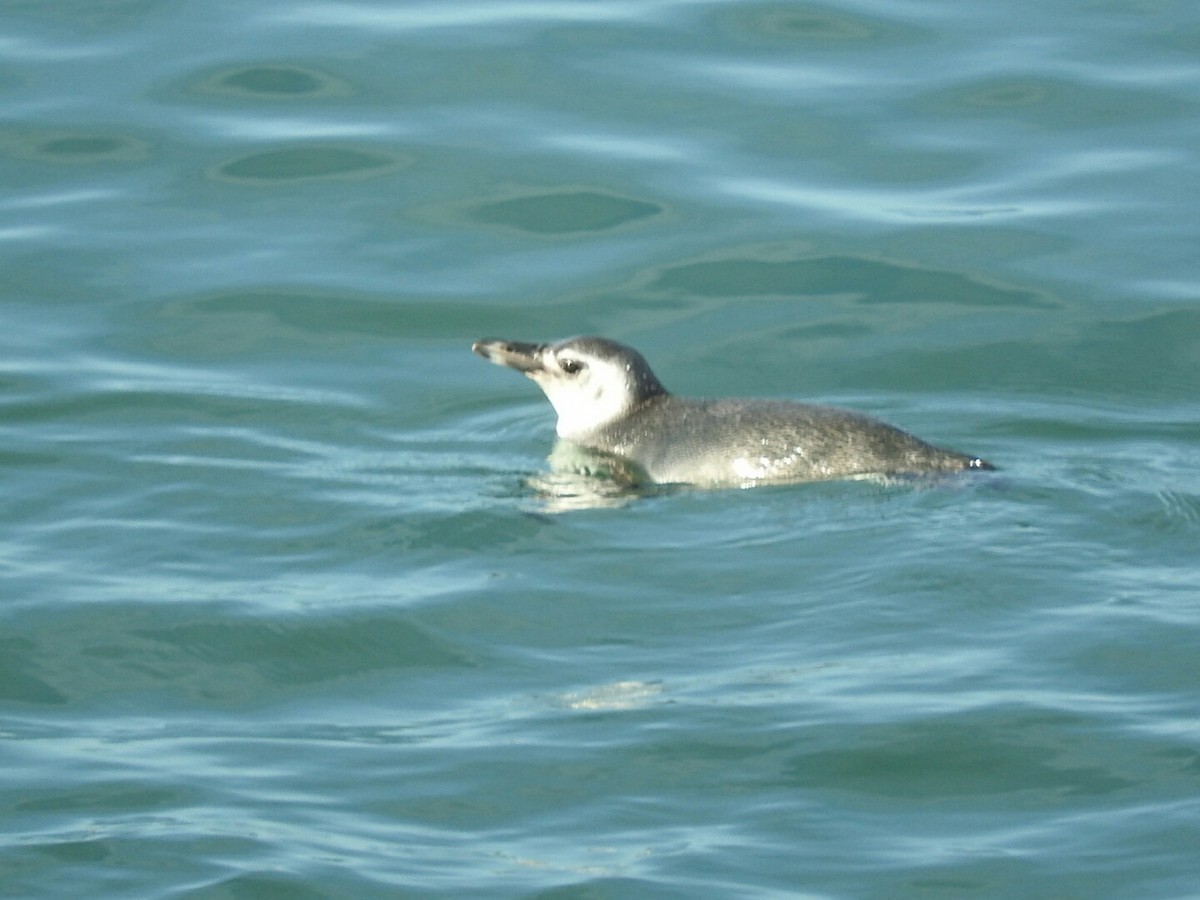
553, 387, 668, 441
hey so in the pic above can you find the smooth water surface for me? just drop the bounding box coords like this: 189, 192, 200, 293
2, 1, 1198, 897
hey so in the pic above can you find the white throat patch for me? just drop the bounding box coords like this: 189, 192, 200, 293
530, 355, 636, 440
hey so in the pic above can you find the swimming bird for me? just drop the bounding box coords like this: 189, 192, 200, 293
473, 335, 992, 487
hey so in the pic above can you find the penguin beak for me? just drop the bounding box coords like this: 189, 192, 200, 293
472, 338, 547, 374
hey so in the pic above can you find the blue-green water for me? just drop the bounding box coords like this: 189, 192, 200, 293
3, 1, 1199, 897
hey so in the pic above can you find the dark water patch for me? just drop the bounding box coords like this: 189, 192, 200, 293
1064, 601, 1200, 695
141, 288, 578, 358
857, 143, 984, 184
15, 783, 182, 815
1, 248, 135, 309
985, 411, 1200, 444
195, 64, 353, 100
175, 873, 340, 900
0, 448, 61, 467
146, 288, 408, 357
0, 637, 68, 705
14, 605, 473, 707
1084, 309, 1200, 398
0, 368, 57, 405
398, 508, 557, 554
719, 1, 926, 46
866, 340, 1058, 394
212, 146, 404, 184
781, 320, 873, 340
643, 252, 1052, 309
41, 137, 122, 156
2, 0, 161, 30
137, 613, 473, 682
880, 225, 1077, 267
865, 307, 1200, 399
467, 190, 663, 235
0, 128, 150, 164
1161, 21, 1200, 53
916, 76, 1190, 127
31, 840, 112, 864
787, 711, 1135, 801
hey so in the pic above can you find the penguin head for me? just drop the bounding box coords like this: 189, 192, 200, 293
472, 335, 667, 439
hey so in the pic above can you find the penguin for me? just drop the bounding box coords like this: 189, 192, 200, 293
473, 335, 992, 487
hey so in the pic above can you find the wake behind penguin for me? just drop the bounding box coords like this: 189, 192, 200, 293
473, 336, 992, 489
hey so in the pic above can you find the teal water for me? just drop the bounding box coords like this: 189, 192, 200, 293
3, 1, 1199, 897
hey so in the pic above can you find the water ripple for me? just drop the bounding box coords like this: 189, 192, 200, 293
714, 175, 1095, 224
267, 0, 689, 31
192, 114, 402, 142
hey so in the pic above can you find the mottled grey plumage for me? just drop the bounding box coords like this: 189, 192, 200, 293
473, 335, 992, 487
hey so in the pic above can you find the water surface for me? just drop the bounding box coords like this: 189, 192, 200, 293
2, 1, 1198, 897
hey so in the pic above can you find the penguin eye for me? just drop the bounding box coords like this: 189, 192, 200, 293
559, 358, 584, 375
